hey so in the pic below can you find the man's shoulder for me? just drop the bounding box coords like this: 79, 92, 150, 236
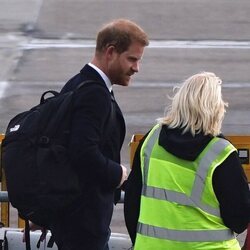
60, 73, 83, 93
61, 64, 106, 94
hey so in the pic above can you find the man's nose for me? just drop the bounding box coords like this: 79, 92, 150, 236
132, 62, 139, 73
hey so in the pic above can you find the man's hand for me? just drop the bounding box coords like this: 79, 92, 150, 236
117, 164, 128, 188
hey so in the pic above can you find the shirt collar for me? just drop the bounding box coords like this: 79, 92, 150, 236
88, 63, 112, 92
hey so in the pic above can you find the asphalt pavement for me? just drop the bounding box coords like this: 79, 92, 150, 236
0, 0, 250, 247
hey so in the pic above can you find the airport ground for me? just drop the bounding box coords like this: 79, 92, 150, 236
1, 0, 250, 247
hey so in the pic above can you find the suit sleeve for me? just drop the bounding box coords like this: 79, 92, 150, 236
69, 84, 122, 190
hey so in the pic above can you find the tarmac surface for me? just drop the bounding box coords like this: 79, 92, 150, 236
1, 0, 250, 247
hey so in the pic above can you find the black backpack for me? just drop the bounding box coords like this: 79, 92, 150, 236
1, 80, 98, 229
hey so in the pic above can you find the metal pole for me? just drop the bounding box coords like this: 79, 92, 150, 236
0, 192, 8, 202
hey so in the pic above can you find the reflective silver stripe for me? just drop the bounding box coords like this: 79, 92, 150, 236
143, 185, 220, 216
142, 125, 161, 185
191, 139, 231, 209
137, 222, 234, 242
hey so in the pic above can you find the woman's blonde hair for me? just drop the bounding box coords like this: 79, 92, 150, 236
159, 72, 228, 136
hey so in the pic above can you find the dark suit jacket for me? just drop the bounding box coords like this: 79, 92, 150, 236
51, 64, 126, 249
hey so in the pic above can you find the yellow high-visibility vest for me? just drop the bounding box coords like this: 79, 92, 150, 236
134, 124, 240, 250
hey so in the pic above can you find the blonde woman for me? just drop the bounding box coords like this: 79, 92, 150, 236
124, 72, 250, 250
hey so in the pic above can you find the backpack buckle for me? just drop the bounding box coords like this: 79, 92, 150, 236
39, 136, 50, 145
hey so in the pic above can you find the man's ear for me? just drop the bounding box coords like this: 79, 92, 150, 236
106, 45, 116, 59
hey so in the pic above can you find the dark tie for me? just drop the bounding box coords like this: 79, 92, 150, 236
110, 90, 115, 101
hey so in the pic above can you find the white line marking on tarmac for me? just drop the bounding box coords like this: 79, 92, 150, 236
21, 39, 250, 50
1, 81, 249, 95
131, 82, 250, 88
0, 81, 8, 99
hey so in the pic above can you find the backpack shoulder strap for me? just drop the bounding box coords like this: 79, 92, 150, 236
75, 80, 97, 90
75, 79, 115, 123
72, 80, 116, 136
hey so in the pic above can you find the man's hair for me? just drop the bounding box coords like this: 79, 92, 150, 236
96, 19, 149, 54
159, 72, 227, 136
